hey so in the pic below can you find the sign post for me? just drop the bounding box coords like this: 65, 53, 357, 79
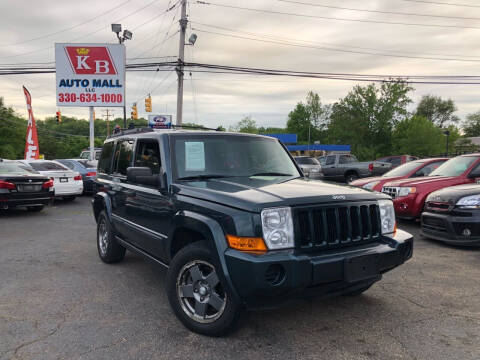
89, 106, 95, 161
55, 43, 126, 160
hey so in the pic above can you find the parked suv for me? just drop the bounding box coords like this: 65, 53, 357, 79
92, 128, 413, 336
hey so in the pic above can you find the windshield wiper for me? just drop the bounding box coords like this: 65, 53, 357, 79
250, 172, 294, 177
177, 174, 229, 181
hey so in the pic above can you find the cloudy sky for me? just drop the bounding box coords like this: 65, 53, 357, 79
1, 0, 480, 129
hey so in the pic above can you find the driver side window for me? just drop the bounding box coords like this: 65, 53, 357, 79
134, 140, 161, 175
468, 163, 480, 178
326, 156, 336, 165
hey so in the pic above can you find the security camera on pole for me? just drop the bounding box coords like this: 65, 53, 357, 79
176, 0, 197, 126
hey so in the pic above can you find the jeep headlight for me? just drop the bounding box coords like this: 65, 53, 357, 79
397, 187, 416, 197
456, 194, 480, 209
378, 199, 396, 235
261, 207, 294, 249
362, 181, 380, 190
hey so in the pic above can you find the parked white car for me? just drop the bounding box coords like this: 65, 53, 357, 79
18, 160, 83, 201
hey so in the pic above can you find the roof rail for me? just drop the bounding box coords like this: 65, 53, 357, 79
107, 127, 154, 138
170, 124, 223, 131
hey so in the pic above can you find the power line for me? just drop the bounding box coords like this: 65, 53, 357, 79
276, 0, 480, 21
195, 1, 480, 30
399, 0, 480, 8
0, 0, 132, 48
192, 26, 480, 63
0, 0, 166, 60
191, 21, 480, 60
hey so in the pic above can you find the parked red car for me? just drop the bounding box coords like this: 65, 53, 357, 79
382, 154, 480, 219
350, 158, 447, 192
375, 155, 419, 169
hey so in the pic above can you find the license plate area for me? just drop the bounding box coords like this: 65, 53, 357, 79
17, 185, 42, 192
344, 254, 378, 282
59, 177, 68, 183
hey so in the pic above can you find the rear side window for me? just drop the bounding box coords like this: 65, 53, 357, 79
114, 140, 134, 175
339, 155, 355, 164
98, 142, 115, 174
134, 140, 161, 174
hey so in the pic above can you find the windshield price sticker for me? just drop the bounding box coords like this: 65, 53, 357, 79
55, 43, 125, 107
185, 142, 205, 171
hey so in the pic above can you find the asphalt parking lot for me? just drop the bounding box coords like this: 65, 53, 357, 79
1, 196, 480, 360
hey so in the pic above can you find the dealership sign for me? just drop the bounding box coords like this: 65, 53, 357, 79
55, 43, 125, 107
148, 115, 172, 129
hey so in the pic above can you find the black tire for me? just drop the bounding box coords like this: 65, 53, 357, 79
342, 284, 372, 297
63, 196, 76, 201
27, 205, 44, 212
345, 172, 359, 183
97, 210, 126, 263
166, 241, 242, 336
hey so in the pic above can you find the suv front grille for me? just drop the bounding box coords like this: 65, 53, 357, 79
382, 187, 397, 199
296, 202, 381, 250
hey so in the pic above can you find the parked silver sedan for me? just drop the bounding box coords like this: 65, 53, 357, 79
294, 156, 323, 179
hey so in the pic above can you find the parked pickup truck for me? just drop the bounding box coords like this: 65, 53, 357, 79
321, 153, 392, 183
382, 154, 480, 219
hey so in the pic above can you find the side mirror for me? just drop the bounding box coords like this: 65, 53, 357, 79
127, 167, 160, 187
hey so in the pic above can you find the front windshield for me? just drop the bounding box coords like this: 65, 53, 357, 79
0, 163, 36, 175
382, 161, 422, 177
429, 156, 479, 177
172, 135, 301, 180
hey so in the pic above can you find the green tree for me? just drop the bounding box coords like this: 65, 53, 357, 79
392, 115, 453, 157
0, 97, 27, 159
286, 91, 330, 143
229, 116, 258, 133
463, 111, 480, 137
327, 80, 413, 159
415, 95, 459, 127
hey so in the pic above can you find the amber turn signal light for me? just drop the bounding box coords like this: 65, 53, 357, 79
226, 234, 267, 252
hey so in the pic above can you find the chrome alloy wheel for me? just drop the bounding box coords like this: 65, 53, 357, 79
98, 218, 109, 257
176, 260, 226, 324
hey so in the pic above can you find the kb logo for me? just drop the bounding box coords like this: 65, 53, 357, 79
65, 46, 117, 75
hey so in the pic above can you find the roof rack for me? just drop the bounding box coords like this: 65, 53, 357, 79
107, 123, 223, 138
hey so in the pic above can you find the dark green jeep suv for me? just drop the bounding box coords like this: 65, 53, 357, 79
92, 128, 413, 336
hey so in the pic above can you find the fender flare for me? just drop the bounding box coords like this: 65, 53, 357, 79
168, 210, 241, 303
92, 191, 113, 223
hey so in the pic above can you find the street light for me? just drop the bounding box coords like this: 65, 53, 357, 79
188, 33, 198, 45
111, 23, 133, 128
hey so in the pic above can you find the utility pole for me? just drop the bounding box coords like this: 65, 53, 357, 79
102, 109, 114, 136
176, 0, 187, 125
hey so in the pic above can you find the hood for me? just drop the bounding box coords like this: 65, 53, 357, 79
427, 184, 480, 204
174, 177, 388, 212
351, 175, 401, 187
384, 176, 461, 187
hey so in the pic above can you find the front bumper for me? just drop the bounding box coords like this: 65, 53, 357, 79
392, 195, 421, 219
421, 211, 480, 246
225, 230, 413, 308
